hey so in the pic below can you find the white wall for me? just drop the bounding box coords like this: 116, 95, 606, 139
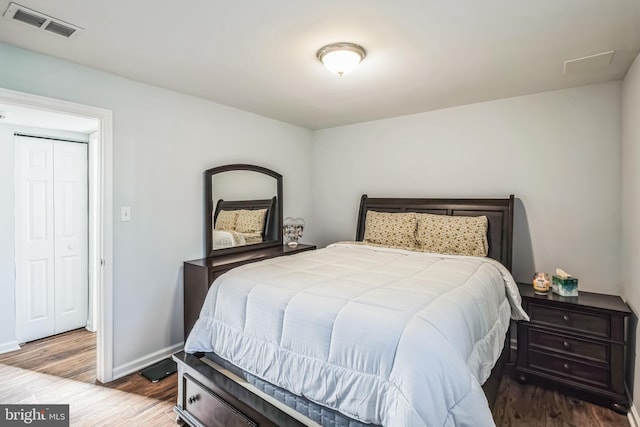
0, 124, 14, 352
310, 82, 622, 294
0, 43, 313, 371
0, 39, 627, 383
622, 52, 640, 409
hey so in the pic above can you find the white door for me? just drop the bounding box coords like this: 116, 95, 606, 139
15, 135, 88, 343
15, 137, 56, 341
53, 140, 88, 333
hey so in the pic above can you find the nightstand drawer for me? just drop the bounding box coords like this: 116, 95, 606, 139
529, 329, 608, 363
528, 350, 608, 388
529, 303, 609, 338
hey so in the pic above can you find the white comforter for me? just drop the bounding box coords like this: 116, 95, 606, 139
212, 229, 246, 249
185, 243, 528, 427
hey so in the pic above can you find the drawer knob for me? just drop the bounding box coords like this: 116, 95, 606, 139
563, 341, 571, 349
562, 315, 571, 323
188, 394, 199, 405
563, 363, 571, 371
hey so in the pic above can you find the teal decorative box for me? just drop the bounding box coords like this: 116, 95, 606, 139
552, 275, 578, 297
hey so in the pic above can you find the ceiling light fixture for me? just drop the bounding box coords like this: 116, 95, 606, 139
317, 42, 366, 76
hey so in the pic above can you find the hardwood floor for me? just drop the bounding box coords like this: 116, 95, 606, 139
0, 330, 631, 426
0, 328, 178, 426
492, 364, 630, 427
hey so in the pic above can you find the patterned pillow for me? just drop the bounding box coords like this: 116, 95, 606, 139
416, 213, 488, 257
214, 210, 238, 231
235, 209, 268, 233
363, 211, 418, 249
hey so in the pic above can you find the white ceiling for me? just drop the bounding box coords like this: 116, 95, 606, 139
0, 0, 639, 130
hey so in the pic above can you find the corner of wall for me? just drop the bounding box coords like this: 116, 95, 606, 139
111, 342, 184, 381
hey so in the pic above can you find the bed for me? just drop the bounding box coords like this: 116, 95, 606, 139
212, 197, 277, 249
177, 195, 528, 427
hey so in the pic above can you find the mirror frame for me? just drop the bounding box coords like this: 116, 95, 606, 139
205, 164, 283, 257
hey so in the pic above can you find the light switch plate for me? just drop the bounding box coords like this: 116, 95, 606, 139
120, 206, 131, 222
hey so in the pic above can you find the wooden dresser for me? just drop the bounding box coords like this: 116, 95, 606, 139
515, 282, 632, 413
183, 243, 316, 338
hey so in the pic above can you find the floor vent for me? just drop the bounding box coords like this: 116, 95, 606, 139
3, 2, 83, 39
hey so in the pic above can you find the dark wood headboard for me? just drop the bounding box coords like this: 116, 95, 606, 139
355, 195, 515, 271
214, 197, 278, 241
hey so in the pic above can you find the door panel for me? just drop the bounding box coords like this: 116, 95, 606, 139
28, 180, 49, 240
15, 136, 88, 342
15, 137, 55, 342
54, 141, 88, 334
27, 259, 53, 324
59, 255, 77, 312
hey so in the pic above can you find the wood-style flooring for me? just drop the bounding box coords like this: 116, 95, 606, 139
0, 329, 631, 426
0, 328, 178, 426
492, 361, 630, 427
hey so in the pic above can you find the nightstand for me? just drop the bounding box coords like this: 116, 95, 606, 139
515, 283, 632, 414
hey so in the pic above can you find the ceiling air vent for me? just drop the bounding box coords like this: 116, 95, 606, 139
44, 20, 77, 38
13, 8, 46, 27
3, 2, 83, 39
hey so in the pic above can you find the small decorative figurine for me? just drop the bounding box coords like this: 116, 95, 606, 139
284, 217, 305, 247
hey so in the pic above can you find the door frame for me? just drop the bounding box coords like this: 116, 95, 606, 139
1, 87, 114, 383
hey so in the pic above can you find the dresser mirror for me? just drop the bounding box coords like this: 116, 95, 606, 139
205, 164, 283, 257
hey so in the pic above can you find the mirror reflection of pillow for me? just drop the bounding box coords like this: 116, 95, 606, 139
235, 209, 268, 233
242, 232, 263, 244
215, 210, 238, 231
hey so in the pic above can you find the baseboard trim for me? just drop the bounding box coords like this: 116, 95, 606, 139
85, 320, 97, 333
111, 342, 183, 381
0, 341, 20, 355
629, 403, 639, 427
